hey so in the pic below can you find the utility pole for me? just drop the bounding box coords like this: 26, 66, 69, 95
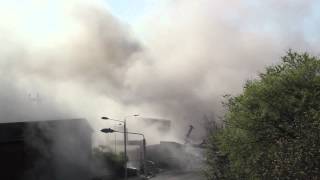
142, 138, 147, 175
124, 120, 127, 180
114, 133, 117, 153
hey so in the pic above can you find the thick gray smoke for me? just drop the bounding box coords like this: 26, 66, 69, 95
0, 0, 319, 142
120, 0, 319, 138
0, 0, 142, 123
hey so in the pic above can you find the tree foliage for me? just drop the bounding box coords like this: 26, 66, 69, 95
206, 51, 320, 179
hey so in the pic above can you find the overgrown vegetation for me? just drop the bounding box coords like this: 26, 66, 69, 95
205, 51, 320, 179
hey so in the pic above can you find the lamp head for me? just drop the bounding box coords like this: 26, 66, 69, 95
101, 128, 116, 133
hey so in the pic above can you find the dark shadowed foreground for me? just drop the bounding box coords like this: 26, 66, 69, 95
0, 119, 92, 180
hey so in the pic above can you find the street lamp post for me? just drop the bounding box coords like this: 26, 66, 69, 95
100, 128, 147, 177
122, 131, 146, 176
114, 133, 117, 153
101, 115, 139, 180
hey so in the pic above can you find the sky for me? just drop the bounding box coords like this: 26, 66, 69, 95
104, 0, 320, 43
0, 0, 320, 143
104, 0, 154, 24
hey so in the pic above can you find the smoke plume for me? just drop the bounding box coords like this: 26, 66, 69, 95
0, 0, 319, 141
120, 0, 319, 137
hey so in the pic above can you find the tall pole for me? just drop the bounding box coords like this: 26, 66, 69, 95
101, 115, 139, 180
124, 119, 127, 180
143, 138, 147, 176
114, 133, 117, 153
101, 127, 146, 178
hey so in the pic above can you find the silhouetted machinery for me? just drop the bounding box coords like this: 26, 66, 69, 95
183, 124, 208, 148
184, 125, 194, 145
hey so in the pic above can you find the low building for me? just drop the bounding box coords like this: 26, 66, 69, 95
0, 119, 93, 180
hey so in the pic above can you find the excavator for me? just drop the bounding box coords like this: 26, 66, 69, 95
184, 125, 194, 145
184, 125, 207, 148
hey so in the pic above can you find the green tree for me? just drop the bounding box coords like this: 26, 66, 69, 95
206, 51, 320, 179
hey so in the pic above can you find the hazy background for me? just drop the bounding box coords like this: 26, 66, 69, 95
0, 0, 319, 143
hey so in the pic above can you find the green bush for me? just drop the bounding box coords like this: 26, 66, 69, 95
206, 51, 320, 179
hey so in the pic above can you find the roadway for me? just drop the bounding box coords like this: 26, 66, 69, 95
150, 170, 204, 180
